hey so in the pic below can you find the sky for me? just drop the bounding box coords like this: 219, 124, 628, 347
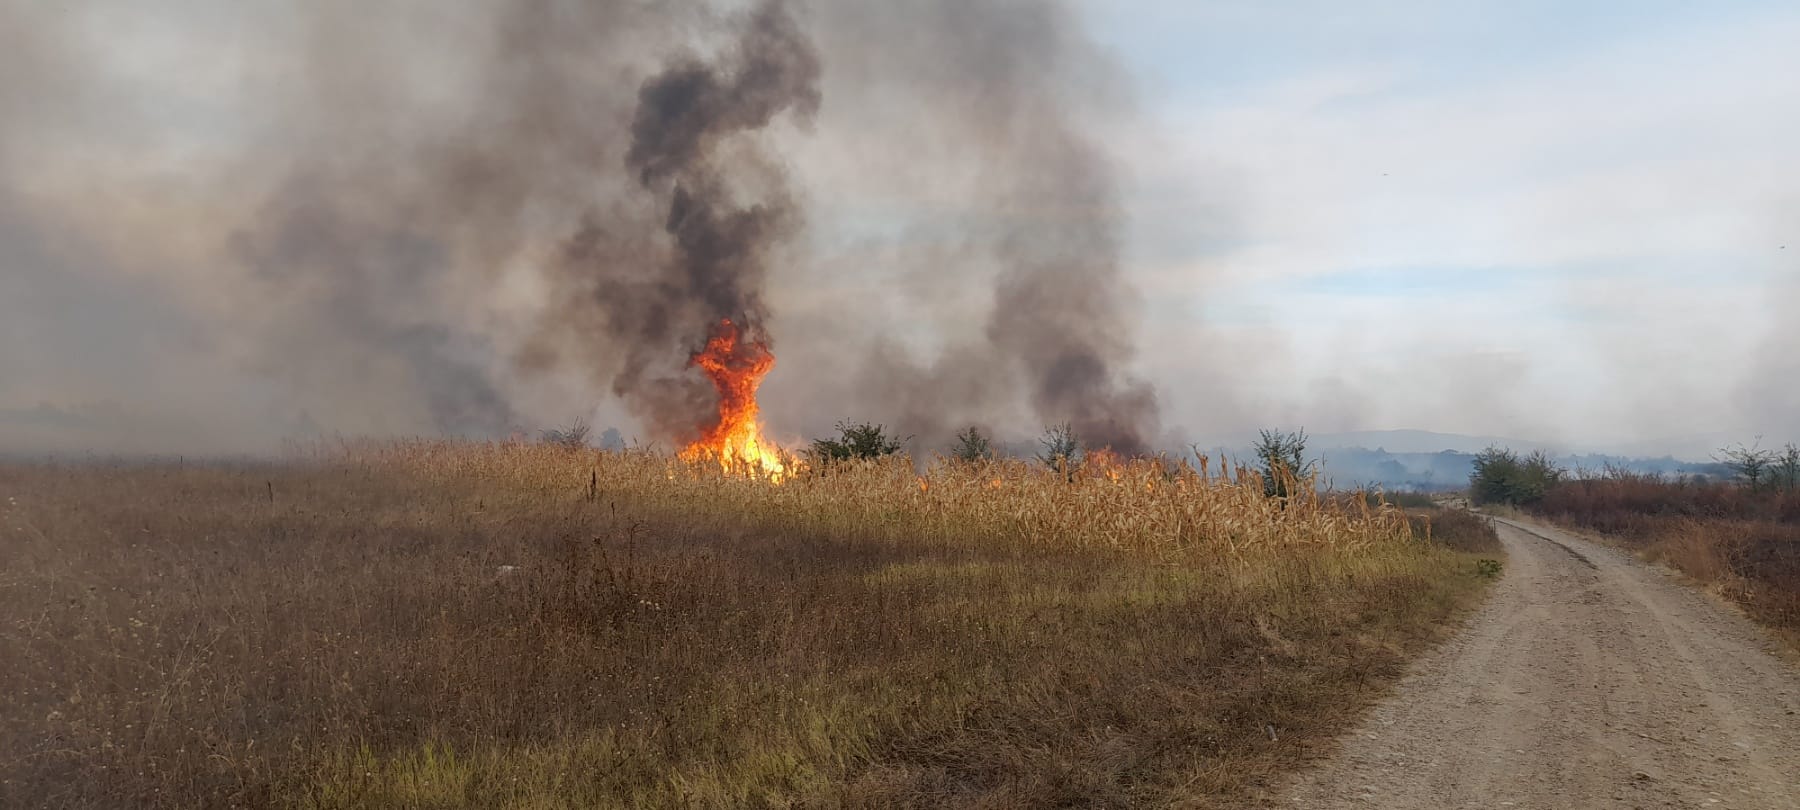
1, 0, 1796, 459
1076, 0, 1800, 452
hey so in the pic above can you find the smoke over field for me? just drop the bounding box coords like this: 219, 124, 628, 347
0, 0, 1164, 456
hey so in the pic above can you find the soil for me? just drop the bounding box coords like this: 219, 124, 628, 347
1271, 516, 1800, 809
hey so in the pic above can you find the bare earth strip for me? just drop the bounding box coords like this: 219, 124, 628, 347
1270, 517, 1800, 809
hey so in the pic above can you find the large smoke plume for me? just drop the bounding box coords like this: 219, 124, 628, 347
0, 0, 1163, 456
592, 0, 819, 440
803, 1, 1161, 454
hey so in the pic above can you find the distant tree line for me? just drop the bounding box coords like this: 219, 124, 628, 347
803, 421, 1086, 473
1469, 440, 1800, 506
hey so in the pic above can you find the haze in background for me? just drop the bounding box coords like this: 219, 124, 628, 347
2, 0, 1795, 458
1086, 0, 1799, 453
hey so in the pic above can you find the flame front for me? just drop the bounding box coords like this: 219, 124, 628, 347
1086, 447, 1124, 481
680, 319, 789, 480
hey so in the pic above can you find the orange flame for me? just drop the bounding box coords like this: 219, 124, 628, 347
1086, 447, 1124, 481
680, 319, 789, 481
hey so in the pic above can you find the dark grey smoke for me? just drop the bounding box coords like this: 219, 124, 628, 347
0, 0, 1166, 456
806, 1, 1162, 454
591, 0, 821, 440
238, 0, 823, 446
983, 125, 1159, 454
626, 3, 821, 188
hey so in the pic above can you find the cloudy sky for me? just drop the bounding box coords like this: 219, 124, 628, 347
1074, 0, 1798, 451
1, 1, 1795, 458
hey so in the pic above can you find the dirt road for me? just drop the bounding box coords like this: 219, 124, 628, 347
1274, 517, 1800, 809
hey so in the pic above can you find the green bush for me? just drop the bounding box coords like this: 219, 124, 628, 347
952, 426, 994, 463
1469, 447, 1563, 505
811, 421, 905, 462
1254, 429, 1316, 499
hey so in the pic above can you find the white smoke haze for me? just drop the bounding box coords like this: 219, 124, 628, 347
1100, 2, 1800, 455
1737, 197, 1800, 442
2, 0, 1796, 458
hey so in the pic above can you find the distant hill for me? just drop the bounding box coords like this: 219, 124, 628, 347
1196, 429, 1734, 492
1308, 429, 1557, 455
1313, 446, 1728, 492
1310, 428, 1766, 462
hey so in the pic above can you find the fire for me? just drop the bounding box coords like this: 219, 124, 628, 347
1086, 447, 1124, 482
680, 318, 789, 480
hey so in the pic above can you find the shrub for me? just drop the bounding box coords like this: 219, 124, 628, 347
1718, 442, 1800, 491
1368, 490, 1437, 509
1469, 447, 1562, 505
1778, 445, 1800, 491
1404, 507, 1502, 554
1254, 428, 1316, 499
811, 421, 905, 462
539, 418, 591, 449
1036, 423, 1082, 475
951, 426, 993, 463
1717, 443, 1775, 490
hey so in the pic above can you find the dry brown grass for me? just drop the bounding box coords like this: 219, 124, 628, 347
0, 441, 1491, 808
1401, 507, 1502, 555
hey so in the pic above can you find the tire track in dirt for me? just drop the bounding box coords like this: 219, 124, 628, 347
1270, 516, 1800, 809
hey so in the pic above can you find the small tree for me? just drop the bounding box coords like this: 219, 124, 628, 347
951, 426, 993, 462
1037, 423, 1082, 475
1777, 444, 1800, 491
1254, 428, 1316, 499
1717, 442, 1776, 490
540, 417, 591, 449
811, 421, 904, 462
1524, 450, 1565, 493
1469, 446, 1564, 505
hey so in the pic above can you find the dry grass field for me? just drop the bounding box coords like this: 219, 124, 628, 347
1, 442, 1493, 808
1401, 507, 1502, 556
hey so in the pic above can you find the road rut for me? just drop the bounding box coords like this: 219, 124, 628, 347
1273, 517, 1800, 809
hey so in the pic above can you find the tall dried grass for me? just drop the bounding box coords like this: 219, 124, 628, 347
1400, 508, 1502, 555
341, 440, 1415, 557
0, 441, 1487, 808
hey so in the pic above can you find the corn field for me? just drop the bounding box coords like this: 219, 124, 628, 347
344, 440, 1417, 560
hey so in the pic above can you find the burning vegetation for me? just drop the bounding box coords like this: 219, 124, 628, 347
0, 0, 1176, 456
679, 319, 789, 480
0, 2, 1496, 804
